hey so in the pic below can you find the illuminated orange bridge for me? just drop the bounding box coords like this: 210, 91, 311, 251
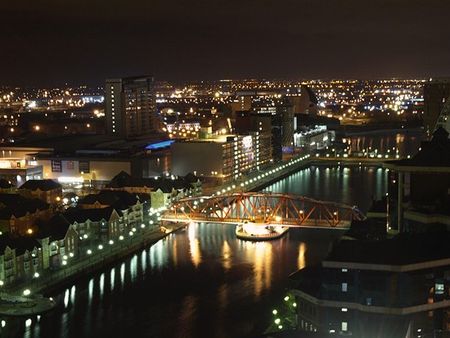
162, 192, 365, 229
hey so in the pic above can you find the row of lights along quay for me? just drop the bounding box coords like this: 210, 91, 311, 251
0, 76, 448, 338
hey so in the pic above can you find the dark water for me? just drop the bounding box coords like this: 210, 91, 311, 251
346, 130, 423, 157
265, 166, 388, 212
12, 167, 388, 338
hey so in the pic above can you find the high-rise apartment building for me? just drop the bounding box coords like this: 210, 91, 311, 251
105, 76, 157, 138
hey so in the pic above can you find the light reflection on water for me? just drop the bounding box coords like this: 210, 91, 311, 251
222, 240, 232, 271
13, 225, 342, 338
110, 268, 115, 292
298, 242, 306, 270
265, 165, 388, 212
14, 166, 389, 338
188, 222, 202, 268
348, 131, 421, 156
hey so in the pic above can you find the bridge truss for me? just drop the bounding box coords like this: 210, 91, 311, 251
162, 192, 365, 229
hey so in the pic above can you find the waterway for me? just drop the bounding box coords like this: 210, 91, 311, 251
345, 129, 423, 156
265, 166, 388, 212
5, 165, 390, 338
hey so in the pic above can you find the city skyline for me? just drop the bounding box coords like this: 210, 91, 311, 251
1, 1, 450, 337
1, 0, 450, 85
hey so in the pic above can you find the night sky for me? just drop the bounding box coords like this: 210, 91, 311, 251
1, 0, 450, 85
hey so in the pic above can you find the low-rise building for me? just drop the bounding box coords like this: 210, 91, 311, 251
77, 190, 148, 227
0, 193, 51, 235
149, 174, 202, 209
18, 179, 62, 204
105, 171, 153, 194
36, 214, 79, 268
0, 234, 43, 286
64, 207, 122, 242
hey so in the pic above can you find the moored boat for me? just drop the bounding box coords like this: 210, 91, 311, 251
235, 221, 289, 241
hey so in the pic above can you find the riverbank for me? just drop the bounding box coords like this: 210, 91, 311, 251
5, 223, 186, 298
202, 153, 390, 198
202, 155, 313, 196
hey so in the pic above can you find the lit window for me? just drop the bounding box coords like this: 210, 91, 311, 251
342, 283, 347, 292
435, 283, 445, 295
341, 322, 348, 331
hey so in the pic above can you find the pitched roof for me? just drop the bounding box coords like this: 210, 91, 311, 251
0, 193, 49, 219
19, 179, 62, 191
107, 172, 200, 193
0, 233, 41, 255
106, 171, 153, 188
150, 176, 198, 193
36, 214, 73, 241
151, 179, 175, 193
64, 206, 117, 223
326, 230, 450, 266
78, 190, 139, 210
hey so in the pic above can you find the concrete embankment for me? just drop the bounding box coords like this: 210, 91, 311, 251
247, 158, 384, 192
0, 293, 55, 317
207, 155, 387, 196
6, 224, 186, 298
247, 160, 312, 192
309, 157, 386, 166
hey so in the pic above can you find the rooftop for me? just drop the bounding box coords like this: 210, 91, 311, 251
0, 233, 41, 255
36, 214, 73, 241
19, 179, 61, 191
9, 134, 168, 154
325, 231, 450, 266
78, 190, 143, 210
0, 193, 49, 219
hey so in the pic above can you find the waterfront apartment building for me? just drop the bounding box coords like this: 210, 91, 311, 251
384, 127, 450, 233
291, 232, 450, 337
105, 76, 157, 138
171, 133, 272, 182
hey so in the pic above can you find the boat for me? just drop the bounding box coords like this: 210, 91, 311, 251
235, 221, 289, 241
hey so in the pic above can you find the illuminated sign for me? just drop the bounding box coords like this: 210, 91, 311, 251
145, 140, 175, 150
51, 160, 62, 172
57, 176, 84, 183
